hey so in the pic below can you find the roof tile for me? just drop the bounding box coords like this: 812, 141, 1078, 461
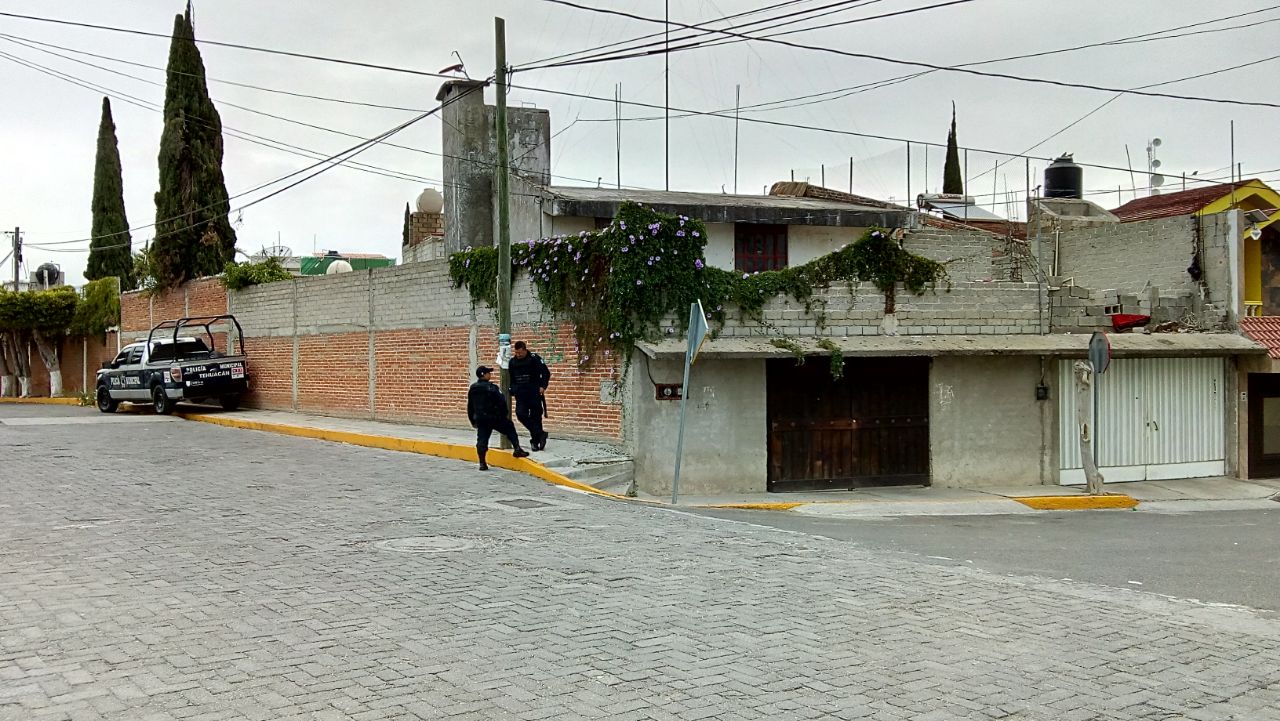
1239, 317, 1280, 358
1111, 180, 1256, 222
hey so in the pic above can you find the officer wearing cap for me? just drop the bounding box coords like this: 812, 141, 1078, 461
467, 365, 528, 470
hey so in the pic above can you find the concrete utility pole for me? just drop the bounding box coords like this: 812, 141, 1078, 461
9, 227, 20, 291
494, 17, 514, 438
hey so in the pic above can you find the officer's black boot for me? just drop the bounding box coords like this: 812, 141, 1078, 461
477, 448, 489, 470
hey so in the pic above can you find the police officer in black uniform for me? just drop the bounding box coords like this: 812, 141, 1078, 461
467, 365, 528, 470
507, 341, 551, 451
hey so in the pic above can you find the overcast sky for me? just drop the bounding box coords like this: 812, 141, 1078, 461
1, 0, 1276, 285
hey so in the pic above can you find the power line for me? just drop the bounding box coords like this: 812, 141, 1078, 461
525, 0, 1280, 109
0, 32, 434, 112
579, 5, 1280, 122
24, 88, 472, 253
521, 0, 974, 71
0, 10, 467, 79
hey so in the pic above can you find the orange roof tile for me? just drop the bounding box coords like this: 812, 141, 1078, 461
1239, 317, 1280, 359
1111, 181, 1256, 222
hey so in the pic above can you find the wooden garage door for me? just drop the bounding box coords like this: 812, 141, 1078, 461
767, 357, 930, 491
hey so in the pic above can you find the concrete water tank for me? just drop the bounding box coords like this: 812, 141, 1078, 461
416, 187, 444, 214
1044, 154, 1084, 199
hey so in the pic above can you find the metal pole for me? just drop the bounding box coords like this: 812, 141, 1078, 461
849, 157, 853, 193
905, 142, 911, 206
821, 164, 825, 188
733, 84, 740, 194
664, 0, 670, 191
671, 351, 692, 505
963, 148, 969, 219
992, 160, 998, 213
1092, 372, 1100, 471
495, 19, 514, 422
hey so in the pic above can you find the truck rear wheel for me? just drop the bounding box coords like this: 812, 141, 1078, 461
151, 385, 175, 415
219, 395, 241, 411
96, 386, 118, 414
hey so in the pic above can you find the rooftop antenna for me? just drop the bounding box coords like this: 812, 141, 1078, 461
1146, 137, 1164, 196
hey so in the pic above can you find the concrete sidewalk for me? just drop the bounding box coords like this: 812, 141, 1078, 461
11, 398, 1277, 516
169, 406, 1280, 516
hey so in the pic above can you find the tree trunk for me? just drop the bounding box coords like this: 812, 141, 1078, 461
5, 331, 32, 398
1073, 360, 1105, 495
33, 331, 63, 397
0, 338, 10, 398
0, 333, 21, 397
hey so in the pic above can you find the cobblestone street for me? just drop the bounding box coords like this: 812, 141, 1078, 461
3, 405, 1280, 720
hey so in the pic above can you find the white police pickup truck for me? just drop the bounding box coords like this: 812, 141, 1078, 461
95, 315, 250, 415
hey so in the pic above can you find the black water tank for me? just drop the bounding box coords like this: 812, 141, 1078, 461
1044, 154, 1083, 199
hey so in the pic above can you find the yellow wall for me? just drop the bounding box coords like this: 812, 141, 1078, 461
1198, 180, 1280, 306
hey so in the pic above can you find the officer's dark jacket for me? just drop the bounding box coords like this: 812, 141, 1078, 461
467, 380, 507, 425
508, 353, 551, 397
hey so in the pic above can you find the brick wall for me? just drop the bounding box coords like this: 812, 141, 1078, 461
1052, 215, 1200, 295
903, 228, 1007, 283
119, 262, 625, 441
25, 332, 118, 397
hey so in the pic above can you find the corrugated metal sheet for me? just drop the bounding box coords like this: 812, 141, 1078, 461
1059, 357, 1224, 475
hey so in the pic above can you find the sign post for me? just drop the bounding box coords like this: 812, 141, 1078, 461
1085, 331, 1111, 495
672, 299, 709, 505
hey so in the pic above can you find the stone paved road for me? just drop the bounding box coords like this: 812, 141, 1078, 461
3, 405, 1280, 721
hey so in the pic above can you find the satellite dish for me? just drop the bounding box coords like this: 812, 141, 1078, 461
326, 260, 354, 275
261, 244, 293, 259
1151, 138, 1162, 147
1150, 159, 1161, 169
1251, 226, 1264, 241
1150, 173, 1165, 187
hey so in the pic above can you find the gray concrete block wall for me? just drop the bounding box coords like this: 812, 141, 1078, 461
903, 229, 1002, 282
1053, 215, 1199, 295
372, 261, 473, 329
293, 272, 371, 334
230, 282, 294, 337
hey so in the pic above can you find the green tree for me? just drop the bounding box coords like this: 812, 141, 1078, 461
151, 2, 236, 289
942, 102, 963, 195
86, 97, 135, 290
402, 203, 412, 246
0, 287, 78, 396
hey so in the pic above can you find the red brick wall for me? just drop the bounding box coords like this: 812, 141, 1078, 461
374, 327, 471, 424
186, 278, 229, 318
477, 324, 623, 440
120, 291, 151, 334
244, 336, 292, 409
297, 333, 370, 417
24, 332, 118, 397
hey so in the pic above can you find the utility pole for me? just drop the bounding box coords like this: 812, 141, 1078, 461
664, 0, 670, 191
494, 18, 514, 438
733, 84, 740, 194
9, 227, 20, 291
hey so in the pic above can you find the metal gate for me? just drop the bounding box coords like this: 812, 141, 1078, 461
767, 357, 930, 491
1058, 357, 1225, 484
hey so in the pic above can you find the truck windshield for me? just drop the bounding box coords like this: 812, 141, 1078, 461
150, 339, 211, 362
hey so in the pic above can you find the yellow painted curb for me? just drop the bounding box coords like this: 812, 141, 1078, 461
700, 502, 807, 511
0, 397, 83, 405
178, 413, 627, 501
1013, 495, 1139, 511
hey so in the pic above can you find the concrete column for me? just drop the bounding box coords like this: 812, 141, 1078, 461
437, 80, 494, 255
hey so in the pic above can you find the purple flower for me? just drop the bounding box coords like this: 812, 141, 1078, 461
692, 231, 701, 238
679, 219, 686, 227
743, 273, 750, 279
636, 279, 644, 286
628, 234, 635, 242
676, 230, 686, 237
463, 259, 470, 268
695, 259, 704, 269
527, 240, 536, 248
620, 221, 627, 230
647, 259, 654, 266
621, 246, 629, 253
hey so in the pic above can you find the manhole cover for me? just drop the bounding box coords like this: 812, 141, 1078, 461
374, 536, 476, 554
496, 499, 554, 509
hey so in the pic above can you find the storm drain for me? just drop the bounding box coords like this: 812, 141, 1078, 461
374, 536, 476, 554
495, 498, 554, 510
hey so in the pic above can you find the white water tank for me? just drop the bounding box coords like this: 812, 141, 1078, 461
326, 260, 354, 274
416, 187, 444, 214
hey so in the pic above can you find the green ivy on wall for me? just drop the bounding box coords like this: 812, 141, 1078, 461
448, 202, 948, 373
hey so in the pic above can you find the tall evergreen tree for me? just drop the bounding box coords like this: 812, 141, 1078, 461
942, 102, 963, 195
151, 2, 236, 288
86, 97, 135, 290
402, 203, 412, 246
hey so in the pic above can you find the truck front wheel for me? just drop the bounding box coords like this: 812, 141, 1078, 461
151, 385, 175, 415
96, 386, 118, 414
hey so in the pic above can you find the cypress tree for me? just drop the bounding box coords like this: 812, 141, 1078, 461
402, 203, 412, 246
942, 101, 963, 195
86, 97, 135, 290
151, 3, 236, 288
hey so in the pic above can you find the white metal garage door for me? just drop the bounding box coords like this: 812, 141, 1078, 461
1059, 357, 1225, 485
